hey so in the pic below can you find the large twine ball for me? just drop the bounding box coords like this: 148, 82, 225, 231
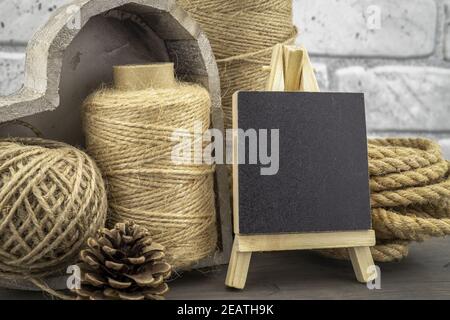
0, 138, 107, 279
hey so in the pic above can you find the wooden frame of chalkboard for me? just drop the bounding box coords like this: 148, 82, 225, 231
225, 45, 377, 290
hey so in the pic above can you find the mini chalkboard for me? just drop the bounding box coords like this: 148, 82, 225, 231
236, 91, 371, 235
225, 45, 376, 290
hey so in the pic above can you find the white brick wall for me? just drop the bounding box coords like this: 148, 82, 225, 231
295, 0, 437, 57
313, 63, 329, 90
0, 0, 68, 44
440, 139, 450, 159
0, 0, 71, 96
336, 66, 450, 131
0, 0, 449, 156
298, 0, 450, 157
445, 2, 450, 60
0, 50, 25, 95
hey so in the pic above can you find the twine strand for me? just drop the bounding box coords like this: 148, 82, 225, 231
0, 120, 43, 138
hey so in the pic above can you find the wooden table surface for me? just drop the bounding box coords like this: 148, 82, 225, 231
1, 238, 449, 300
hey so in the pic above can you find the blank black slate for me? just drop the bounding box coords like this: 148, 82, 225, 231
236, 91, 371, 235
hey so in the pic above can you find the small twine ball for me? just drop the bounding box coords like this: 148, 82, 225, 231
0, 138, 107, 279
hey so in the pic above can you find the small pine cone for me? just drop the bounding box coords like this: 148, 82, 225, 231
73, 222, 172, 300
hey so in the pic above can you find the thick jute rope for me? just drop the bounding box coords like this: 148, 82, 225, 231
83, 83, 218, 268
320, 138, 450, 262
0, 138, 107, 282
177, 0, 297, 128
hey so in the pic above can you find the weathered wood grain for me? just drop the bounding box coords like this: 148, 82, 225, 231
1, 238, 449, 299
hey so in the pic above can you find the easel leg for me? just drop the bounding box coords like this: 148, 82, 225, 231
225, 238, 252, 289
348, 246, 376, 283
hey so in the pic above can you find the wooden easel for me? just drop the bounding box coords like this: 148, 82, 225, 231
225, 45, 377, 290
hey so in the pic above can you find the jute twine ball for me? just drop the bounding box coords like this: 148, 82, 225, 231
0, 138, 107, 279
83, 83, 218, 269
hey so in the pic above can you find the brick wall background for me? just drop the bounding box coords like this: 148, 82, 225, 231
294, 0, 450, 158
0, 0, 449, 157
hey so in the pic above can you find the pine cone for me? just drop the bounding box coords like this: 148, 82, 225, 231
74, 222, 172, 300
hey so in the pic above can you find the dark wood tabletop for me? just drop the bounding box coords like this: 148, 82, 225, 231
1, 238, 449, 300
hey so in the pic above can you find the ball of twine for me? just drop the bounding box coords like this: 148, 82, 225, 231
177, 0, 296, 128
0, 138, 107, 279
83, 83, 218, 268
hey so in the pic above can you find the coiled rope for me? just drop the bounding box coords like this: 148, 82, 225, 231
320, 138, 450, 262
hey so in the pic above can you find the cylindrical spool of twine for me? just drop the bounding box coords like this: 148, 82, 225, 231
83, 63, 218, 268
0, 138, 107, 280
177, 0, 297, 128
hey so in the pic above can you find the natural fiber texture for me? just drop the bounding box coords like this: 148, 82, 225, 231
0, 138, 107, 279
177, 0, 296, 128
83, 83, 218, 268
320, 138, 450, 262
